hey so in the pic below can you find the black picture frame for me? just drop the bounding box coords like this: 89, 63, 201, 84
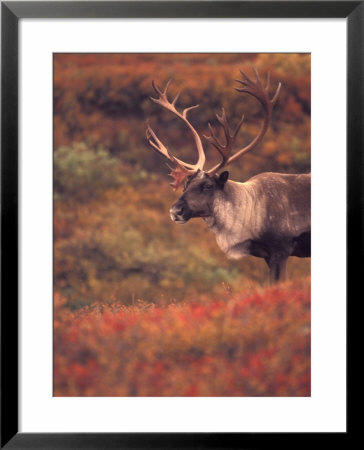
1, 1, 360, 448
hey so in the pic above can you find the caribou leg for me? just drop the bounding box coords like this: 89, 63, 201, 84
265, 253, 288, 284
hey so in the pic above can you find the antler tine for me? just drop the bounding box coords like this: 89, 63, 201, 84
234, 79, 248, 88
148, 79, 206, 172
235, 68, 281, 110
271, 81, 282, 105
204, 123, 224, 149
253, 67, 264, 89
183, 104, 199, 118
266, 72, 271, 91
172, 90, 181, 106
151, 80, 162, 98
239, 69, 254, 85
146, 122, 198, 191
204, 108, 245, 172
151, 78, 172, 98
151, 79, 159, 95
146, 79, 208, 189
146, 123, 176, 163
163, 78, 172, 95
214, 108, 229, 144
216, 107, 228, 129
146, 122, 196, 170
232, 113, 245, 139
216, 108, 245, 143
207, 68, 281, 174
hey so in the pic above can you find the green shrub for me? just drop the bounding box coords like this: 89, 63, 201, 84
54, 143, 123, 202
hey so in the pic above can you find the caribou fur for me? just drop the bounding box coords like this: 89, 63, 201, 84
170, 171, 310, 283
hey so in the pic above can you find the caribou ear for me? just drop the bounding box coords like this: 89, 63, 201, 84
217, 171, 229, 187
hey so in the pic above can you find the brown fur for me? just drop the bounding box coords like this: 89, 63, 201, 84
170, 171, 311, 283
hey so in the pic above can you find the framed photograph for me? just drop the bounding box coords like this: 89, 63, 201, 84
1, 1, 359, 448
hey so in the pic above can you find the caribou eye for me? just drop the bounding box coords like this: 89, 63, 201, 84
202, 183, 213, 191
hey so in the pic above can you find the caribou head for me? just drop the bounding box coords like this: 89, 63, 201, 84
169, 170, 229, 223
146, 68, 281, 220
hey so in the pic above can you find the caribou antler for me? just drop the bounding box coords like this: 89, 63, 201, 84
205, 68, 281, 173
204, 108, 245, 171
146, 80, 206, 189
146, 69, 281, 187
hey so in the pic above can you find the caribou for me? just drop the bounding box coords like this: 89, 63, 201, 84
146, 69, 310, 283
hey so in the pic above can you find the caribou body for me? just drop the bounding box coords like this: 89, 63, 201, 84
170, 171, 310, 283
146, 69, 311, 283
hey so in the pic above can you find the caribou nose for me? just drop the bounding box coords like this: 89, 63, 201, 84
169, 205, 184, 221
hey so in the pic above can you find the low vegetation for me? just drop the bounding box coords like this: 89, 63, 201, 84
53, 53, 311, 396
54, 280, 310, 396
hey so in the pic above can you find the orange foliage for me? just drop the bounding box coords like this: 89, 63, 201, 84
54, 281, 310, 397
53, 54, 311, 397
54, 179, 310, 307
54, 53, 311, 177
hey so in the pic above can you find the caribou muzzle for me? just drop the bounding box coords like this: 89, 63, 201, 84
169, 201, 191, 224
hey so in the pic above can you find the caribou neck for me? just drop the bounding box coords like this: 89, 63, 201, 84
203, 180, 257, 233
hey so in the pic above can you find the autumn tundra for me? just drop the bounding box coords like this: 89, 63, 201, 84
147, 69, 310, 283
